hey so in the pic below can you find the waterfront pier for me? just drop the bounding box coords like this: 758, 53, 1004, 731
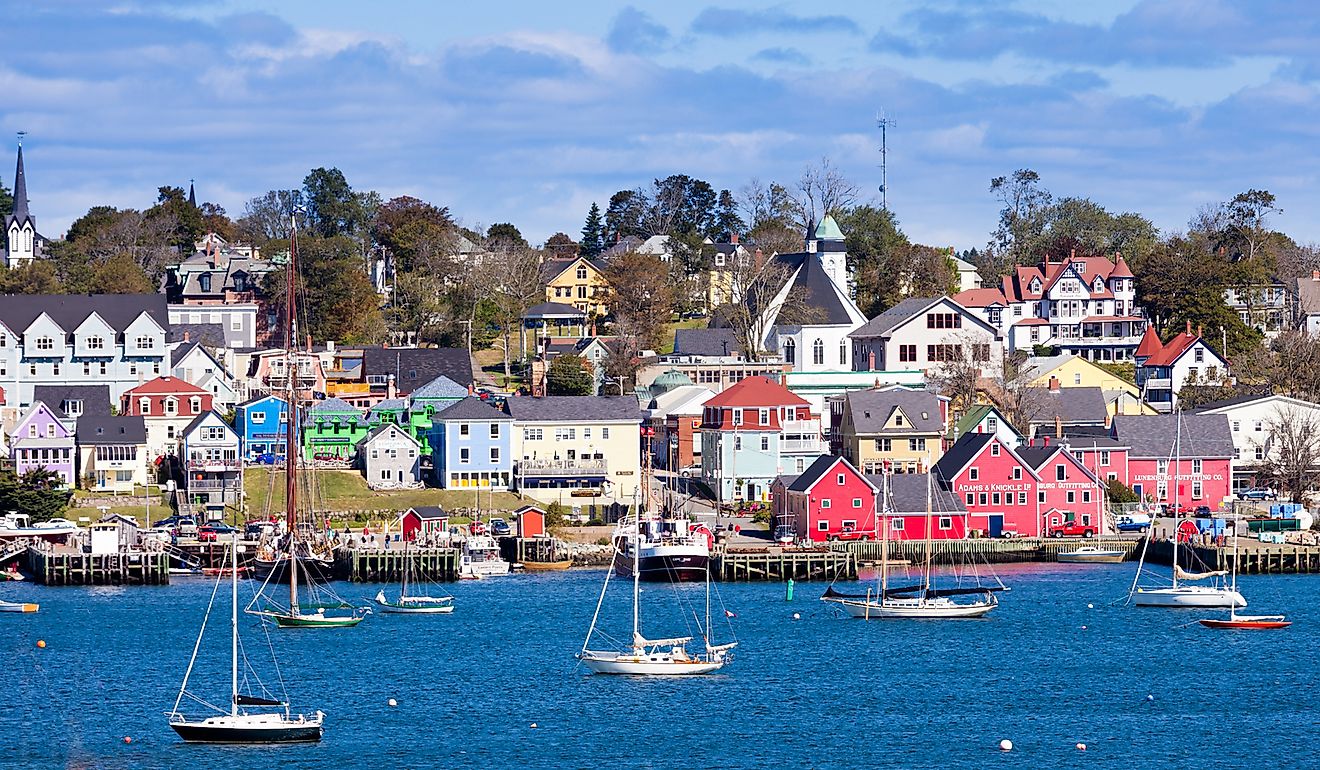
26, 546, 170, 586
714, 547, 856, 581
833, 536, 1140, 565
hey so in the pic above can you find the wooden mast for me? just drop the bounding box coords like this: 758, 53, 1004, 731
286, 214, 300, 615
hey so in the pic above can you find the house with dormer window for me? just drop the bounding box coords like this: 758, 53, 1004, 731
540, 256, 611, 317
180, 411, 241, 516
120, 376, 213, 460
836, 385, 949, 474
1134, 323, 1232, 412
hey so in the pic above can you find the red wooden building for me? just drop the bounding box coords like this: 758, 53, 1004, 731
773, 455, 879, 542
933, 432, 1042, 537
513, 505, 546, 538
401, 506, 449, 541
1113, 414, 1234, 508
865, 471, 970, 541
1018, 442, 1105, 534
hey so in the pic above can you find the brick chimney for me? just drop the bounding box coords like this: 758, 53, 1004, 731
1197, 324, 1203, 338
183, 331, 190, 343
1048, 375, 1060, 392
730, 232, 739, 244
1186, 320, 1192, 334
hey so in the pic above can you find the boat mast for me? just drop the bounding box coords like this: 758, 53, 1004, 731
631, 487, 641, 649
230, 530, 238, 717
286, 212, 300, 616
879, 465, 889, 597
923, 468, 934, 601
1171, 412, 1181, 590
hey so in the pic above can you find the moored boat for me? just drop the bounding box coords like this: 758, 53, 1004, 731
613, 513, 711, 583
0, 599, 38, 613
521, 559, 573, 571
460, 535, 510, 578
1058, 546, 1126, 564
1198, 615, 1290, 630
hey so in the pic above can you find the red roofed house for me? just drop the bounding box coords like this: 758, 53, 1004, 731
954, 251, 1144, 361
120, 375, 214, 460
700, 375, 825, 503
1134, 322, 1231, 412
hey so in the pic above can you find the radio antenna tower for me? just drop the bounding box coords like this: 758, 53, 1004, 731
876, 112, 895, 211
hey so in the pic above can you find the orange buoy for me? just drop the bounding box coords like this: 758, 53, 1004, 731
123, 736, 132, 744
36, 640, 46, 649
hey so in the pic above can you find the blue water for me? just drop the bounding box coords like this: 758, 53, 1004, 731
2, 564, 1316, 769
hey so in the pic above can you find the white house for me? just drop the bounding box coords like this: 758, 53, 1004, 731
170, 340, 239, 412
1134, 324, 1232, 413
849, 296, 1004, 378
753, 216, 868, 375
955, 253, 1143, 361
1191, 393, 1320, 493
357, 422, 422, 489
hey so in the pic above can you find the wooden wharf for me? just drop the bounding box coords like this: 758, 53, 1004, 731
834, 536, 1140, 565
26, 546, 170, 585
1147, 539, 1320, 575
713, 547, 855, 581
344, 548, 459, 582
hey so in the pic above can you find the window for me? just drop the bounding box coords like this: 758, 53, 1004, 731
1073, 372, 1082, 385
189, 396, 201, 414
875, 438, 892, 452
761, 436, 769, 451
1157, 459, 1168, 475
523, 428, 543, 441
969, 467, 978, 481
1254, 421, 1263, 432
1192, 481, 1203, 499
991, 444, 1000, 457
459, 447, 470, 464
489, 423, 500, 439
584, 428, 592, 439
1012, 467, 1021, 480
167, 425, 176, 439
1193, 459, 1202, 474
1066, 491, 1075, 503
575, 266, 588, 280
460, 423, 470, 437
1254, 445, 1264, 461
1231, 421, 1240, 432
251, 411, 266, 424
35, 336, 53, 351
759, 408, 770, 424
820, 499, 831, 509
987, 416, 998, 432
1018, 492, 1027, 505
939, 516, 952, 530
602, 428, 610, 439
27, 425, 36, 438
992, 492, 1001, 505
783, 339, 795, 364
908, 438, 926, 452
52, 363, 60, 376
1194, 348, 1204, 363
490, 447, 500, 463
1056, 465, 1066, 481
898, 344, 917, 363
86, 335, 105, 350
164, 399, 177, 416
812, 339, 824, 365
732, 409, 743, 427
734, 435, 742, 451
926, 313, 962, 329
139, 398, 151, 415
135, 335, 154, 350
839, 340, 847, 365
965, 492, 974, 505
972, 344, 990, 362
1038, 491, 1046, 503
927, 344, 962, 362
894, 413, 905, 427
817, 521, 829, 532
1083, 490, 1091, 503
1100, 450, 1110, 465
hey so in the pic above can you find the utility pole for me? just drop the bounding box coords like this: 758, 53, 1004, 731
876, 113, 895, 211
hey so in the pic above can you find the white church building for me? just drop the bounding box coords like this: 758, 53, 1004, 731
4, 141, 46, 268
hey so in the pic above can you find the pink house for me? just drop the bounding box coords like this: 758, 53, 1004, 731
866, 471, 970, 540
933, 432, 1041, 537
1018, 442, 1105, 534
1113, 414, 1234, 508
774, 455, 879, 542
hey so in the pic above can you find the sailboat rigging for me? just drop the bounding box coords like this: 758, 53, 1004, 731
246, 212, 368, 629
375, 538, 455, 614
168, 532, 324, 743
821, 465, 1004, 619
1128, 411, 1245, 608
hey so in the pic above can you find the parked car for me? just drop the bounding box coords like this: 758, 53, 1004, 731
827, 526, 872, 542
139, 527, 173, 545
35, 517, 81, 530
1193, 505, 1213, 517
1238, 487, 1277, 501
678, 464, 702, 478
1161, 502, 1196, 516
1047, 521, 1098, 538
1115, 513, 1151, 533
174, 518, 199, 538
245, 520, 277, 540
198, 523, 240, 542
489, 518, 512, 537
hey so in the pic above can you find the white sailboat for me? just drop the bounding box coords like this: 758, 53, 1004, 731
822, 469, 1003, 619
375, 540, 454, 614
169, 533, 324, 743
1130, 412, 1245, 609
578, 513, 735, 675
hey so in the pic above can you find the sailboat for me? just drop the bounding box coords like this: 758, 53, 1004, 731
1199, 522, 1289, 629
169, 532, 324, 743
1129, 412, 1245, 609
821, 469, 1004, 619
246, 213, 368, 630
374, 540, 454, 614
578, 512, 736, 675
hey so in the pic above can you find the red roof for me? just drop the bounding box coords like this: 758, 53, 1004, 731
1135, 326, 1163, 359
1014, 318, 1051, 326
122, 376, 208, 396
1110, 254, 1134, 279
953, 287, 1007, 308
1143, 331, 1200, 367
704, 375, 809, 408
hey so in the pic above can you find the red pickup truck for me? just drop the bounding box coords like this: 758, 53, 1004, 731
1047, 522, 1098, 538
827, 526, 873, 542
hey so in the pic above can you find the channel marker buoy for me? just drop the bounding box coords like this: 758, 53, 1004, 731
1076, 743, 1087, 751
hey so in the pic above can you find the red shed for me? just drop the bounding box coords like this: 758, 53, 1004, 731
865, 471, 970, 541
514, 505, 547, 538
401, 506, 448, 542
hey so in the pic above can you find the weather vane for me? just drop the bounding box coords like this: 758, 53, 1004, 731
16, 130, 26, 147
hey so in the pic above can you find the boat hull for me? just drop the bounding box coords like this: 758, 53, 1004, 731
170, 716, 322, 743
615, 553, 709, 583
824, 596, 997, 619
377, 604, 454, 614
0, 600, 38, 613
1057, 550, 1126, 564
268, 611, 366, 628
578, 651, 725, 676
521, 560, 573, 571
1132, 587, 1246, 608
1199, 618, 1290, 629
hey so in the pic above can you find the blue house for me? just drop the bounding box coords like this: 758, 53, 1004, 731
235, 394, 288, 461
430, 397, 513, 489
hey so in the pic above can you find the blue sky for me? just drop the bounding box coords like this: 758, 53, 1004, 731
4, 0, 1320, 249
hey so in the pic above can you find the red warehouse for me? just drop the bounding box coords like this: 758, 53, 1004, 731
1018, 442, 1106, 535
1113, 414, 1234, 508
866, 471, 970, 541
933, 432, 1040, 537
773, 455, 879, 543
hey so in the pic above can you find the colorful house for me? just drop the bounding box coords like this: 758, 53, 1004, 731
9, 401, 76, 486
507, 395, 643, 504
301, 397, 369, 462
867, 472, 971, 541
235, 394, 288, 461
357, 422, 422, 489
1024, 354, 1154, 417
1134, 324, 1232, 413
406, 375, 469, 454
401, 506, 449, 542
179, 411, 242, 515
514, 505, 546, 538
120, 376, 214, 460
541, 256, 611, 317
645, 382, 714, 471
431, 396, 513, 489
1017, 442, 1106, 535
76, 416, 148, 494
836, 385, 948, 474
1112, 413, 1234, 508
700, 376, 823, 503
933, 432, 1040, 538
773, 455, 879, 542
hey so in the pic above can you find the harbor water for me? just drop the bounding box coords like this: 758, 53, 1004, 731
3, 563, 1318, 769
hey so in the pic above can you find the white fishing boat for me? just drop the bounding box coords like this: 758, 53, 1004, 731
1129, 412, 1245, 609
0, 599, 38, 613
822, 469, 1003, 619
459, 535, 510, 579
579, 509, 736, 676
613, 512, 711, 583
1058, 546, 1126, 564
0, 513, 77, 540
375, 540, 454, 614
169, 533, 324, 743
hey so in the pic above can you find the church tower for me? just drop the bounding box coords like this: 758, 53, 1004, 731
4, 138, 39, 268
807, 214, 848, 295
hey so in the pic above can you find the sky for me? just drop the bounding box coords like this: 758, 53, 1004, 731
4, 0, 1320, 250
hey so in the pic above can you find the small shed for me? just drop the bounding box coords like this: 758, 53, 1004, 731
514, 505, 546, 538
401, 506, 449, 542
94, 513, 140, 551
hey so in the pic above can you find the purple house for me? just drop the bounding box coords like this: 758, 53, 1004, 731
10, 401, 76, 486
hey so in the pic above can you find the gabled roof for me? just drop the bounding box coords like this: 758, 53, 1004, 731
237, 393, 288, 409
362, 347, 473, 392
1188, 392, 1313, 413
358, 422, 420, 447
123, 376, 208, 397
767, 251, 862, 326
182, 410, 234, 438
0, 294, 168, 336
704, 375, 808, 409
1134, 326, 1163, 359
32, 385, 112, 417
787, 455, 873, 493
524, 301, 587, 319
504, 396, 642, 422
845, 387, 944, 434
1023, 386, 1108, 427
168, 323, 226, 346
952, 287, 1008, 308
434, 396, 512, 422
406, 505, 447, 520
1016, 443, 1100, 484
673, 328, 742, 357
932, 432, 996, 482
646, 385, 714, 416
410, 374, 469, 400
306, 397, 364, 414
76, 416, 147, 445
1112, 413, 1234, 459
1141, 331, 1221, 368
540, 256, 608, 284
849, 297, 944, 339
868, 472, 968, 515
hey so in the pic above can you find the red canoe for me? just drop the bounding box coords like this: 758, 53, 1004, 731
1199, 616, 1291, 630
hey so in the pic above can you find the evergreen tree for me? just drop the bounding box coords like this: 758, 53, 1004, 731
579, 202, 604, 258
0, 177, 11, 219
545, 354, 594, 395
715, 189, 745, 241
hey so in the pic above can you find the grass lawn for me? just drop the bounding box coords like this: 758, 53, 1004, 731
658, 318, 708, 354
243, 468, 526, 517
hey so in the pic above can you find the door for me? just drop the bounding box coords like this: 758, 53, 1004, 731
987, 514, 1003, 538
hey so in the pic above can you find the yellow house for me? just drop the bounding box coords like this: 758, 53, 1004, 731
837, 386, 949, 474
1026, 354, 1154, 416
506, 395, 642, 505
542, 257, 611, 318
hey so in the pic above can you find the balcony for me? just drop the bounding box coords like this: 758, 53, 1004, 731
1145, 378, 1172, 391
517, 458, 608, 478
781, 438, 827, 454
186, 455, 241, 472
185, 478, 242, 491
781, 418, 822, 435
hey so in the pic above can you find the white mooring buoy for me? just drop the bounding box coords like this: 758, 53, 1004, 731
999, 739, 1013, 752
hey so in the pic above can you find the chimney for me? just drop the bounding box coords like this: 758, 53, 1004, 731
1197, 324, 1203, 338
1312, 270, 1319, 281
1055, 414, 1062, 439
1043, 435, 1050, 446
327, 340, 336, 354
1070, 248, 1076, 260
1048, 375, 1060, 392
183, 331, 190, 343
387, 373, 397, 400
1185, 320, 1192, 335
730, 232, 739, 245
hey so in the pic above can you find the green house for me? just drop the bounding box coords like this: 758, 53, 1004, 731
301, 397, 370, 461
405, 375, 468, 455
